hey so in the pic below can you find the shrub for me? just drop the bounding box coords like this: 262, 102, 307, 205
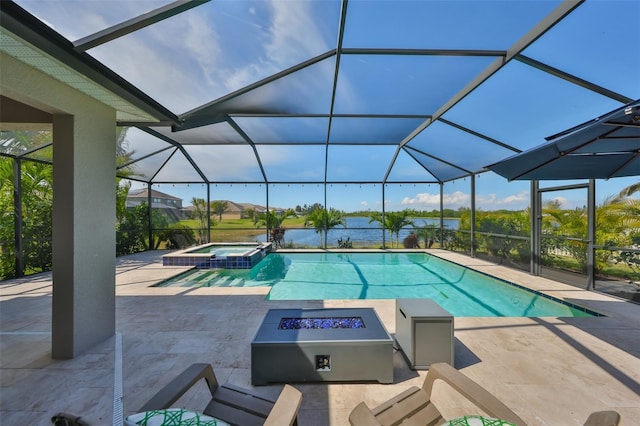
403, 233, 419, 248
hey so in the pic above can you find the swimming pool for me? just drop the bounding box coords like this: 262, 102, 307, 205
156, 252, 597, 317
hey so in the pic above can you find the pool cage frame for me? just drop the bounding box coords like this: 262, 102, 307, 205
1, 0, 639, 299
3, 146, 628, 296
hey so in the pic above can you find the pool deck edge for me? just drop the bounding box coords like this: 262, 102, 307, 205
2, 249, 639, 425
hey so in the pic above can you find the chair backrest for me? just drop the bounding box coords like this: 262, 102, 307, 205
423, 363, 526, 425
349, 362, 529, 426
583, 410, 620, 426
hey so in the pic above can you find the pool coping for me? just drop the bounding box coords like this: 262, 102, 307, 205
423, 252, 606, 317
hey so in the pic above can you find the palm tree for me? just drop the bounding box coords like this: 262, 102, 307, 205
191, 197, 209, 244
0, 131, 54, 277
595, 194, 640, 276
115, 128, 136, 222
542, 202, 588, 270
542, 195, 640, 274
256, 209, 296, 229
615, 181, 640, 200
305, 208, 345, 247
386, 211, 415, 248
18, 159, 54, 273
368, 212, 390, 245
416, 223, 439, 248
211, 200, 229, 222
369, 210, 414, 248
115, 180, 131, 225
256, 209, 296, 247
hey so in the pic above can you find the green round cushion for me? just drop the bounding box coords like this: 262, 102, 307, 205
444, 415, 517, 426
124, 408, 230, 426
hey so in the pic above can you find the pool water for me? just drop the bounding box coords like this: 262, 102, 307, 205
186, 245, 256, 256
157, 252, 596, 317
211, 247, 253, 257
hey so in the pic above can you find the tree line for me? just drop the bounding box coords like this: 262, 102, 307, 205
1, 129, 638, 283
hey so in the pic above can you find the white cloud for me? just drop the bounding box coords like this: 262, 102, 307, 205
28, 1, 339, 114
401, 192, 440, 206
476, 190, 529, 208
444, 191, 470, 205
89, 17, 222, 112
400, 189, 531, 210
267, 2, 329, 66
500, 191, 529, 204
180, 14, 223, 88
549, 196, 569, 208
401, 191, 470, 208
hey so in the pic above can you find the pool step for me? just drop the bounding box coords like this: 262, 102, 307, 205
165, 271, 247, 288
203, 275, 246, 287
213, 276, 231, 286
174, 270, 211, 286
228, 278, 244, 287
190, 271, 219, 287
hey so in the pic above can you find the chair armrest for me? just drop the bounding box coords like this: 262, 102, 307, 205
348, 402, 382, 426
368, 386, 422, 416
423, 363, 527, 426
263, 384, 303, 426
583, 411, 620, 426
139, 363, 219, 412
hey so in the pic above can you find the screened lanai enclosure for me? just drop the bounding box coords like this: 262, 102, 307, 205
1, 0, 639, 302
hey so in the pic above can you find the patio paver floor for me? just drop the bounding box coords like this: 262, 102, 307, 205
1, 250, 639, 425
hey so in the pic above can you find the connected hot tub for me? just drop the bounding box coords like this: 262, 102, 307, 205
162, 242, 273, 269
251, 308, 394, 385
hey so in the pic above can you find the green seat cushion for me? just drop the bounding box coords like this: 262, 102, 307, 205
444, 415, 517, 426
125, 408, 230, 426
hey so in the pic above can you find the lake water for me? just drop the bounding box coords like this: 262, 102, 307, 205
257, 216, 459, 247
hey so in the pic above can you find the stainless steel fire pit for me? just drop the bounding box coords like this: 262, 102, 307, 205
251, 308, 393, 385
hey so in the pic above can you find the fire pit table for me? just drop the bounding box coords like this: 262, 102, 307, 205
251, 308, 393, 385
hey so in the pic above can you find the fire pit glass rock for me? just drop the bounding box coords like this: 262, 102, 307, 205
278, 317, 365, 330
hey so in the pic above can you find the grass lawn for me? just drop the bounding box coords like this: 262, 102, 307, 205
179, 217, 308, 242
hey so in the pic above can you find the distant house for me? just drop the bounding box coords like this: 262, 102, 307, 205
182, 200, 283, 220
126, 188, 183, 221
221, 201, 285, 220
225, 201, 282, 219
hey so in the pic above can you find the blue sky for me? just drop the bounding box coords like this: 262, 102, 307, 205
18, 0, 640, 212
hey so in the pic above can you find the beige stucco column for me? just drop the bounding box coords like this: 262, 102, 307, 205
51, 111, 116, 358
1, 53, 116, 358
